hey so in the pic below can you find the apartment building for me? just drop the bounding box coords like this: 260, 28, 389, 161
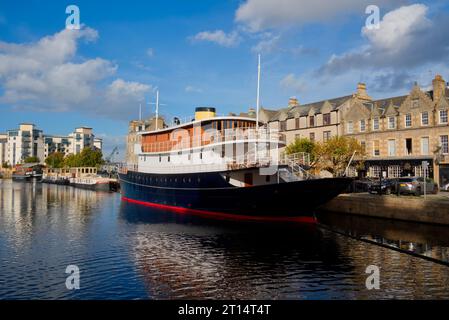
2, 124, 102, 166
266, 74, 449, 186
6, 123, 45, 166
0, 133, 7, 165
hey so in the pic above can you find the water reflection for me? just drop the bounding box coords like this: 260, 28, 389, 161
120, 201, 449, 299
318, 211, 449, 264
1, 180, 449, 299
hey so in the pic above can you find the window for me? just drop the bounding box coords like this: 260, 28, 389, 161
441, 135, 449, 154
360, 141, 366, 153
421, 137, 429, 155
347, 121, 354, 134
421, 112, 429, 125
309, 132, 315, 142
323, 113, 331, 126
388, 140, 396, 156
323, 131, 331, 142
370, 166, 381, 178
373, 140, 380, 156
295, 118, 300, 129
280, 121, 287, 131
405, 114, 412, 127
309, 116, 315, 127
388, 166, 401, 178
440, 110, 448, 124
412, 98, 419, 108
405, 138, 412, 155
360, 119, 366, 132
373, 117, 379, 130
388, 116, 396, 129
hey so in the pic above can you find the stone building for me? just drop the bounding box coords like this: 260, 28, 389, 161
265, 75, 449, 186
126, 117, 165, 165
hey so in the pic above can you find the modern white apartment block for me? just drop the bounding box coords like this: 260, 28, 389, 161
2, 124, 102, 166
6, 123, 45, 166
0, 133, 7, 165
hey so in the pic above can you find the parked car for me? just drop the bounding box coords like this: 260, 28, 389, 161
368, 178, 397, 195
396, 177, 438, 196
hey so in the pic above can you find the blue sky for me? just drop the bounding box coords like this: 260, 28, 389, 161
1, 0, 449, 157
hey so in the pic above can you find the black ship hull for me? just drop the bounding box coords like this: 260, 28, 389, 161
118, 170, 351, 223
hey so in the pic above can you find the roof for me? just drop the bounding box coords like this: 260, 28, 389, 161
363, 95, 408, 115
269, 95, 352, 121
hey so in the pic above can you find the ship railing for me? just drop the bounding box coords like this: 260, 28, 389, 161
279, 152, 310, 167
140, 128, 285, 153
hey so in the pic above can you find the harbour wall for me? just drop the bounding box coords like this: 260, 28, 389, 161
319, 193, 449, 226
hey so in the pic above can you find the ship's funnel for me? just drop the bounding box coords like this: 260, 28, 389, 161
195, 107, 216, 121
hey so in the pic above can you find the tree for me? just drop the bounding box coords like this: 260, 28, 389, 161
45, 152, 65, 168
285, 138, 317, 161
24, 156, 40, 163
63, 148, 104, 168
314, 136, 365, 176
79, 148, 104, 167
2, 162, 11, 169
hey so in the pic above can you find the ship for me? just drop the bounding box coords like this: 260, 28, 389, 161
118, 106, 352, 223
12, 163, 43, 181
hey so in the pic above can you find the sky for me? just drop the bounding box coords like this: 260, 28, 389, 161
1, 0, 449, 157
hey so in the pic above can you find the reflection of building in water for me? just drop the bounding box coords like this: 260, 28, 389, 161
0, 180, 109, 241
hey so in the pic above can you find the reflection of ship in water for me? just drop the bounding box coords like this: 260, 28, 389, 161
120, 200, 354, 299
122, 200, 449, 299
318, 211, 449, 264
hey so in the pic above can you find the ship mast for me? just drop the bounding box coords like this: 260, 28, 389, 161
148, 90, 166, 131
256, 53, 261, 131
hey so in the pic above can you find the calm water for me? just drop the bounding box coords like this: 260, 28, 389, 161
1, 179, 449, 300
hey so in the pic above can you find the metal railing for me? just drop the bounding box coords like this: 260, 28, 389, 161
140, 128, 286, 153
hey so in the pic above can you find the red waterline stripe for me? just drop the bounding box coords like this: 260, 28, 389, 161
122, 196, 317, 224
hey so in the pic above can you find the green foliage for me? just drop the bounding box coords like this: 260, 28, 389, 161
285, 138, 316, 161
63, 148, 104, 168
284, 136, 366, 177
314, 136, 366, 176
24, 156, 40, 163
45, 152, 65, 168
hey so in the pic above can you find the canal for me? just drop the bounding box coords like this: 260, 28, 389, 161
1, 179, 449, 299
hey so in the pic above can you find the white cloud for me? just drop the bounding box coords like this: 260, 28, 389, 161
107, 79, 152, 102
235, 0, 401, 32
185, 85, 203, 93
0, 27, 152, 119
280, 73, 306, 93
251, 33, 280, 53
362, 4, 430, 53
317, 4, 449, 84
191, 30, 241, 47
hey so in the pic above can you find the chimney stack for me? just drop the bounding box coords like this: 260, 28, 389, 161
432, 74, 446, 102
288, 96, 299, 107
355, 82, 372, 101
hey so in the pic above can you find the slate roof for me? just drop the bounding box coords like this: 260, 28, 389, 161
269, 95, 352, 121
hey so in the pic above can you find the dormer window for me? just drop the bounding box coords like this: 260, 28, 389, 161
388, 116, 396, 129
405, 113, 412, 128
373, 117, 379, 130
421, 112, 429, 125
309, 116, 315, 127
360, 119, 366, 132
440, 110, 448, 124
323, 113, 331, 126
347, 121, 354, 134
280, 120, 287, 131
